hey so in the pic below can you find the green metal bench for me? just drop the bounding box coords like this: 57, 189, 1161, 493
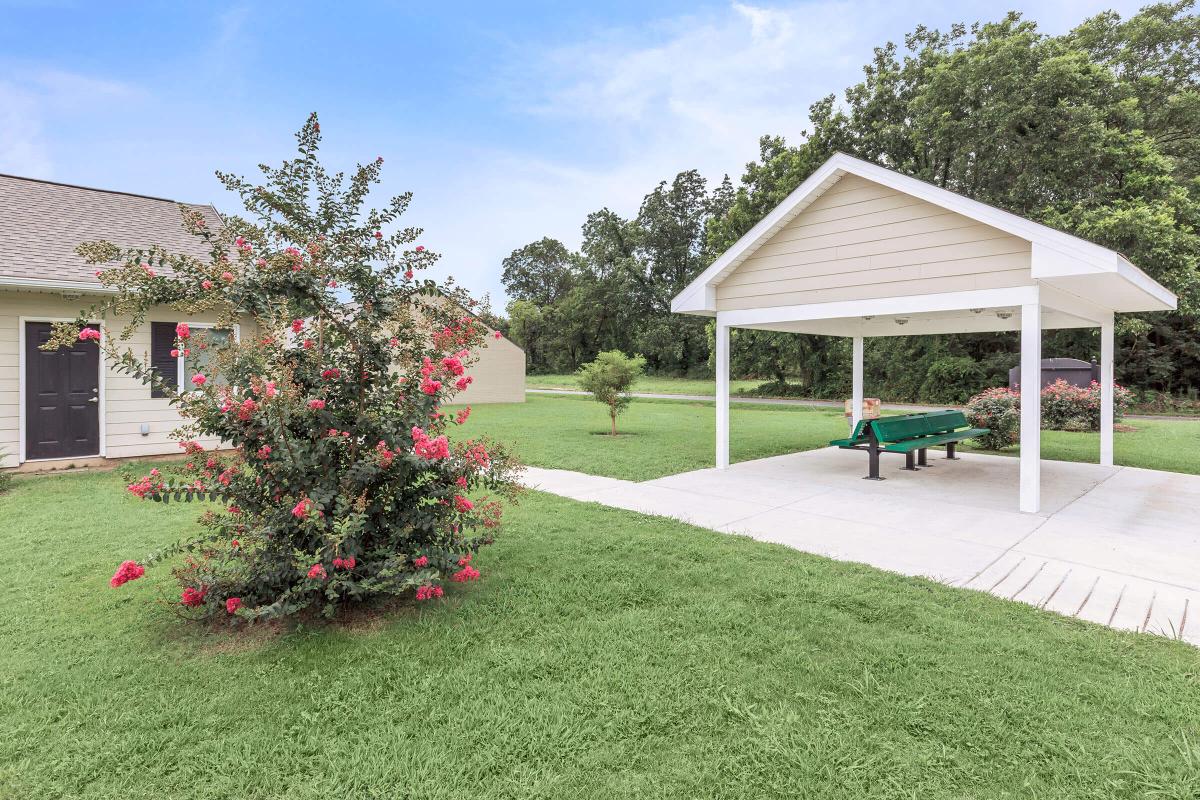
830, 410, 989, 480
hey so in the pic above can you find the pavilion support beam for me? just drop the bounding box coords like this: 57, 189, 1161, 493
715, 321, 730, 469
1100, 313, 1115, 467
851, 335, 864, 430
1019, 302, 1042, 513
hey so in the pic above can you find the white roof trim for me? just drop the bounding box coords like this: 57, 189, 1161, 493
673, 152, 1177, 314
0, 275, 117, 294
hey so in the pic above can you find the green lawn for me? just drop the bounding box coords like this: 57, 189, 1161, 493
2, 468, 1199, 799
527, 372, 762, 396
464, 393, 1200, 481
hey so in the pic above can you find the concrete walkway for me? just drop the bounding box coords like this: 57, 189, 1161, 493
522, 449, 1200, 646
527, 388, 1199, 421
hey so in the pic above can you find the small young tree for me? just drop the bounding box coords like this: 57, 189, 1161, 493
577, 350, 645, 435
50, 115, 521, 622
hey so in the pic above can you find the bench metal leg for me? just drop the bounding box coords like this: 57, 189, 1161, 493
900, 451, 920, 471
917, 448, 929, 467
946, 442, 960, 460
864, 443, 885, 481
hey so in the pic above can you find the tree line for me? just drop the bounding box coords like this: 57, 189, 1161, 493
499, 4, 1200, 403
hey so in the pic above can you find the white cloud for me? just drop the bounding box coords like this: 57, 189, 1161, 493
0, 69, 142, 179
434, 0, 1150, 305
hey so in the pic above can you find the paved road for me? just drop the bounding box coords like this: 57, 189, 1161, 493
526, 388, 1197, 421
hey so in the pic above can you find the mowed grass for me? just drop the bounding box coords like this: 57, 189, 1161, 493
2, 468, 1200, 799
527, 372, 761, 396
462, 393, 1200, 480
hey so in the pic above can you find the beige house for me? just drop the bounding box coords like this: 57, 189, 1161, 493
0, 174, 524, 470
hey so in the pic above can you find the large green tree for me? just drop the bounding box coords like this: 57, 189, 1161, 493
501, 3, 1200, 398
709, 3, 1200, 397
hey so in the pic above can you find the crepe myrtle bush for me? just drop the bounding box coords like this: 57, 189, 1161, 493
48, 114, 521, 621
966, 380, 1134, 449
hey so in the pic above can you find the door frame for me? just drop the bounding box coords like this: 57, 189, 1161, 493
18, 316, 106, 464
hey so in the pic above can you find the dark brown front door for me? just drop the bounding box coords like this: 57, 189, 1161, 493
25, 321, 100, 460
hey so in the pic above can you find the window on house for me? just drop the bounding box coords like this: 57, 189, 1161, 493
149, 322, 237, 396
181, 327, 235, 387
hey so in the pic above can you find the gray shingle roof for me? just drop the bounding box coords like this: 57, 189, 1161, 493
0, 174, 222, 286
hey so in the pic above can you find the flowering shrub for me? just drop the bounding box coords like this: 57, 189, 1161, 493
1040, 379, 1133, 431
965, 387, 1022, 450
52, 115, 521, 621
966, 379, 1134, 449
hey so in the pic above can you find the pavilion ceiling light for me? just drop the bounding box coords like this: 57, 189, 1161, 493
996, 310, 1014, 320
894, 317, 910, 326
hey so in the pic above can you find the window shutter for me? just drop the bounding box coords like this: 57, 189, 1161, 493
150, 322, 178, 398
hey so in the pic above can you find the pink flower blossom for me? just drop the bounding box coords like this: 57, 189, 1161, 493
77, 328, 101, 341
415, 245, 425, 252
292, 319, 304, 333
454, 495, 474, 513
455, 375, 473, 391
493, 331, 502, 339
257, 445, 271, 459
237, 398, 258, 421
307, 563, 326, 580
292, 498, 313, 519
181, 586, 206, 607
321, 369, 340, 380
327, 280, 338, 288
455, 406, 471, 425
221, 271, 235, 282
170, 349, 179, 358
308, 399, 326, 410
191, 374, 207, 386
226, 597, 242, 614
455, 475, 468, 488
404, 270, 413, 280
304, 339, 314, 349
389, 337, 400, 347
415, 584, 444, 601
411, 426, 450, 460
109, 560, 145, 588
413, 556, 429, 568
201, 280, 214, 289
373, 231, 383, 239
451, 565, 480, 583
420, 377, 441, 395
176, 322, 190, 339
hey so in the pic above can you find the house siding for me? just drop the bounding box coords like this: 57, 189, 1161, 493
715, 173, 1033, 311
0, 289, 254, 467
1, 290, 524, 468
454, 333, 526, 405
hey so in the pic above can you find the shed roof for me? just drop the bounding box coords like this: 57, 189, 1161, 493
673, 153, 1177, 318
0, 173, 221, 292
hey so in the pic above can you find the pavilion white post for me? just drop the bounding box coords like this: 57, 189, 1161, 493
1100, 313, 1115, 467
1019, 302, 1042, 513
851, 335, 864, 430
715, 320, 730, 469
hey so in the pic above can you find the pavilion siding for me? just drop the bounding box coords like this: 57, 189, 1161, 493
715, 174, 1033, 310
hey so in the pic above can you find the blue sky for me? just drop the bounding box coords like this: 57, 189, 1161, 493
0, 0, 1145, 308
